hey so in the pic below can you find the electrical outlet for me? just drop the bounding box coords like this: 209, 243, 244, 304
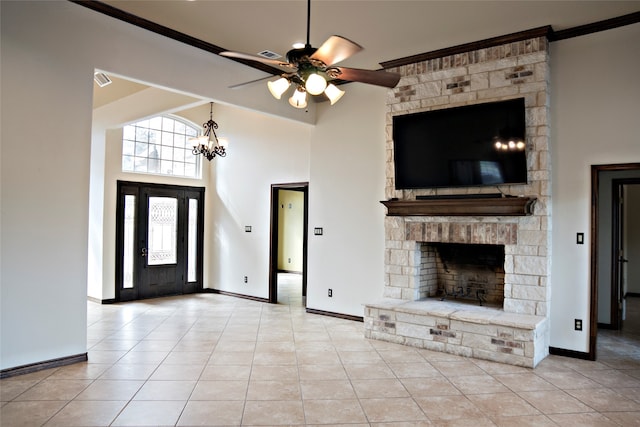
328, 289, 332, 297
575, 319, 582, 331
244, 276, 248, 284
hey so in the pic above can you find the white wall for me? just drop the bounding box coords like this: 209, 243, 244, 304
87, 126, 107, 300
208, 107, 310, 298
3, 0, 639, 372
0, 0, 311, 370
94, 75, 382, 316
307, 83, 388, 317
103, 102, 311, 300
98, 99, 311, 302
2, 2, 95, 369
550, 23, 640, 352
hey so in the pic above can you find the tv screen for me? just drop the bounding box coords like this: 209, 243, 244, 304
393, 98, 527, 189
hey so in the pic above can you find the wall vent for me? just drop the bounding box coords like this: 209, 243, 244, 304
93, 72, 112, 87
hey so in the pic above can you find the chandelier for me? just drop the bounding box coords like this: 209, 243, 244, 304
190, 102, 228, 161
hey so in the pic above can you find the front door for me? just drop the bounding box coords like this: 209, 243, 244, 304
116, 181, 204, 301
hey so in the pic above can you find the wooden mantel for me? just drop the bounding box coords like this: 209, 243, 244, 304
381, 196, 536, 217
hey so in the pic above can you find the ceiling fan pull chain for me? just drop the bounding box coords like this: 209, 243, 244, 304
306, 0, 311, 47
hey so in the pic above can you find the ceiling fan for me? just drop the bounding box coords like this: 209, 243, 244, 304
220, 0, 401, 109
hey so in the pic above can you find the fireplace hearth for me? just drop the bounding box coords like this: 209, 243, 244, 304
364, 33, 551, 367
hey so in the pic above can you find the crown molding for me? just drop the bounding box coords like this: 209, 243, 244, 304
70, 0, 279, 76
550, 11, 640, 41
380, 26, 552, 69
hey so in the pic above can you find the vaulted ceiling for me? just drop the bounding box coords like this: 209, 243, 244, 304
91, 1, 638, 110
98, 0, 638, 72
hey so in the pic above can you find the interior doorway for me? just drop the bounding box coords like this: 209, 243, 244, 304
590, 163, 640, 358
612, 180, 640, 331
268, 183, 308, 305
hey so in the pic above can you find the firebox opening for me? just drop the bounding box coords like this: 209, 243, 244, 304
421, 242, 505, 308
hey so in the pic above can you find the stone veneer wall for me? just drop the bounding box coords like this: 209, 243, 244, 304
384, 36, 551, 318
365, 37, 552, 367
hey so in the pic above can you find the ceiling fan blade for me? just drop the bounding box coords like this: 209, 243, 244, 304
220, 51, 297, 72
332, 67, 401, 88
228, 75, 274, 90
310, 35, 363, 66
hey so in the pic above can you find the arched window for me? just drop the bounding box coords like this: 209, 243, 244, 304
122, 116, 201, 178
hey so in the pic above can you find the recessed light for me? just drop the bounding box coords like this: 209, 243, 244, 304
292, 42, 305, 49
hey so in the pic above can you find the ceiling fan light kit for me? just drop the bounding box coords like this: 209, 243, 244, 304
324, 83, 345, 105
305, 72, 327, 95
289, 86, 308, 109
267, 77, 291, 99
221, 0, 400, 109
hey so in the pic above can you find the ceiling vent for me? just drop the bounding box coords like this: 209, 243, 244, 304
257, 50, 281, 60
93, 72, 112, 87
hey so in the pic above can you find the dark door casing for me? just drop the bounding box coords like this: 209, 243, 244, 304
269, 183, 309, 304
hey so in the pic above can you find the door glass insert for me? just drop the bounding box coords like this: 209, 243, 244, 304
123, 195, 136, 289
187, 198, 198, 282
148, 197, 178, 265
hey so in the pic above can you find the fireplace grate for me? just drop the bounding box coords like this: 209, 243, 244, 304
439, 282, 488, 306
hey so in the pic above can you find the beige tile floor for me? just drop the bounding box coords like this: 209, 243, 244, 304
2, 274, 640, 426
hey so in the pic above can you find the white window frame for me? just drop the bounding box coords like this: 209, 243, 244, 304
122, 115, 202, 179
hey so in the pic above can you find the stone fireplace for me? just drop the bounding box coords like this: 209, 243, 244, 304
364, 33, 551, 367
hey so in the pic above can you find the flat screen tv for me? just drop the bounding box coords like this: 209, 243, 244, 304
393, 98, 527, 189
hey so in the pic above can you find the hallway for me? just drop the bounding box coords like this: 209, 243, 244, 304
598, 296, 640, 367
277, 273, 305, 307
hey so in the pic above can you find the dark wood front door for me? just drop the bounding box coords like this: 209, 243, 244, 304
116, 181, 204, 301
